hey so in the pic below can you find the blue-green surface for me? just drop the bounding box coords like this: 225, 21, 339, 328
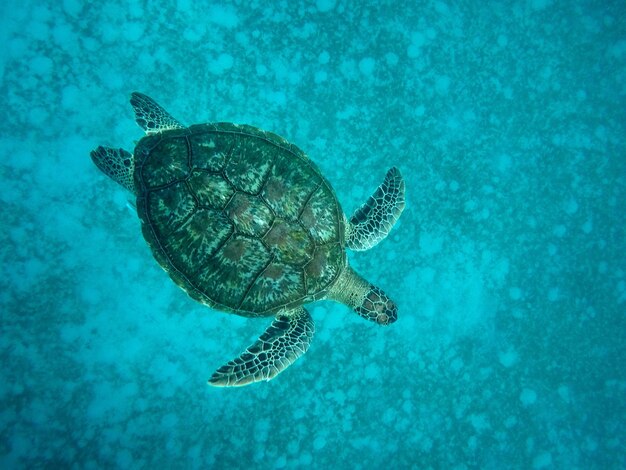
1, 1, 625, 468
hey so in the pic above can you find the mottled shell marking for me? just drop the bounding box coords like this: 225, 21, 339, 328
134, 123, 345, 316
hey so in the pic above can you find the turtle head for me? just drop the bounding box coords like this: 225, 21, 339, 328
355, 286, 398, 326
328, 266, 398, 326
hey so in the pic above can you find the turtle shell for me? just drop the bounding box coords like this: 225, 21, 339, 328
134, 123, 346, 317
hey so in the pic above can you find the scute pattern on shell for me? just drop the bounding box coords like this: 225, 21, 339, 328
135, 123, 345, 317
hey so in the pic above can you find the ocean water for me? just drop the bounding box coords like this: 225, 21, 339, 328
1, 0, 625, 468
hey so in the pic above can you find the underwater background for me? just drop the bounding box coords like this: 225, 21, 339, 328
1, 0, 625, 468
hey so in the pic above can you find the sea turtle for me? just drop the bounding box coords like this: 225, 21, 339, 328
91, 92, 405, 387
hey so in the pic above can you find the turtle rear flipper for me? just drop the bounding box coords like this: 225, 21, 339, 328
209, 308, 315, 387
90, 146, 135, 194
346, 167, 405, 251
130, 92, 185, 134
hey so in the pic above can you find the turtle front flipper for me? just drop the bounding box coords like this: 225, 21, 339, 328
209, 307, 315, 387
130, 92, 185, 134
328, 265, 398, 325
346, 167, 406, 251
90, 146, 136, 194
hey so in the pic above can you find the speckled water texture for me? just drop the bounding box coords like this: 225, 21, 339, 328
1, 0, 625, 468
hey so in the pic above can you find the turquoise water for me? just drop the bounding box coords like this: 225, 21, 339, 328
2, 0, 625, 468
